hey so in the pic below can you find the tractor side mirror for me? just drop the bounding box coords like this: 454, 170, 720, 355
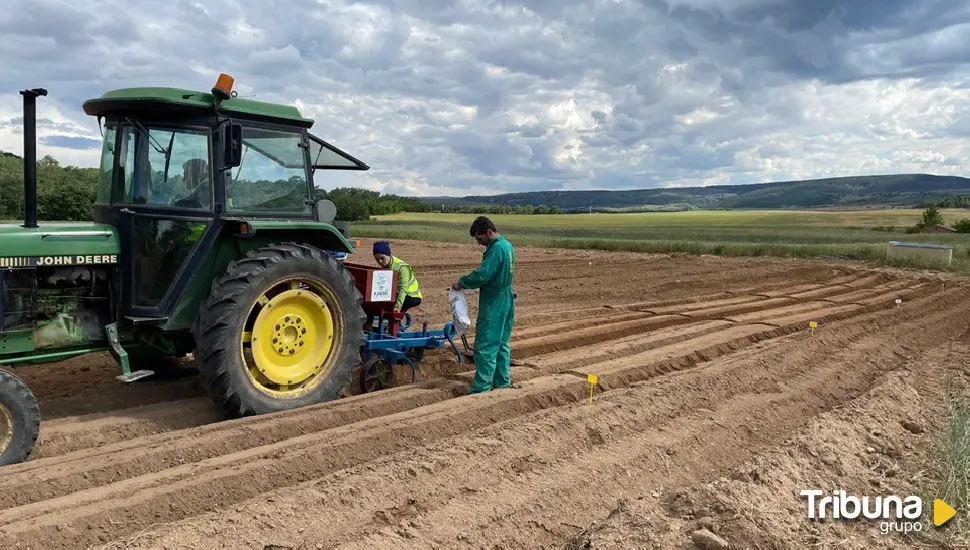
224, 123, 242, 168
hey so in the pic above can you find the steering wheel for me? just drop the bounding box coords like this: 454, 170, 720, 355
173, 197, 203, 209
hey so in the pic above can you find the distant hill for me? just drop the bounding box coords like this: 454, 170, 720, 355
423, 174, 970, 212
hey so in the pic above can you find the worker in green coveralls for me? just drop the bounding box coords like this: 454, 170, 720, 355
451, 216, 516, 394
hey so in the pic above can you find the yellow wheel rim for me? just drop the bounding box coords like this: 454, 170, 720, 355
240, 278, 341, 397
0, 402, 12, 456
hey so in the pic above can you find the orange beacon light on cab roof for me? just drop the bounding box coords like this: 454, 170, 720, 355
212, 73, 235, 100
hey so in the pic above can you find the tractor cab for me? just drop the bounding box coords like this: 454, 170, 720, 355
82, 74, 369, 330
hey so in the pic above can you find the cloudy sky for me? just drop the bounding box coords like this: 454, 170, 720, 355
1, 0, 969, 197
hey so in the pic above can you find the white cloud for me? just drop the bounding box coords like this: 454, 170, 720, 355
0, 0, 968, 196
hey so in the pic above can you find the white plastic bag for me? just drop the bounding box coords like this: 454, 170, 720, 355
448, 288, 472, 335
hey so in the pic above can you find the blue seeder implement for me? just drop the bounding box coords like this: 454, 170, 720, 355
343, 261, 467, 393
360, 311, 463, 391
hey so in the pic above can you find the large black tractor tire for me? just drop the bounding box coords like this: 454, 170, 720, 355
0, 369, 41, 466
192, 243, 366, 417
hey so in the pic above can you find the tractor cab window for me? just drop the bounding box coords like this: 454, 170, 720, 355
118, 123, 211, 210
226, 127, 311, 214
95, 123, 117, 204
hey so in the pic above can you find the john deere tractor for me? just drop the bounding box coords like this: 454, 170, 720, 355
0, 75, 373, 465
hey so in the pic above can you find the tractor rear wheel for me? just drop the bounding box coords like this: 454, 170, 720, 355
0, 369, 40, 466
193, 243, 366, 417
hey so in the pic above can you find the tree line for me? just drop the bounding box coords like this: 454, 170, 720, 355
432, 203, 564, 215
0, 152, 574, 222
9, 152, 970, 225
0, 153, 99, 222
0, 152, 433, 222
318, 192, 569, 218
315, 187, 433, 221
921, 195, 970, 209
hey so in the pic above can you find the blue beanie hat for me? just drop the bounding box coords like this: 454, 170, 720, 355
373, 241, 391, 256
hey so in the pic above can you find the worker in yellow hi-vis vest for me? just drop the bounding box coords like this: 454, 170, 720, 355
185, 223, 205, 243
372, 241, 422, 314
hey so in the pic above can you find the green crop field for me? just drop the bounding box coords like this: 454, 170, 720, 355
4, 207, 969, 272
351, 209, 970, 272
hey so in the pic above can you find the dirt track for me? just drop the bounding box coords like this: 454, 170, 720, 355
1, 239, 968, 548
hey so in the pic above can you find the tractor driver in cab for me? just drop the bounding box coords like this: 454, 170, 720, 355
372, 241, 422, 314
172, 158, 210, 210
160, 158, 209, 264
171, 157, 209, 244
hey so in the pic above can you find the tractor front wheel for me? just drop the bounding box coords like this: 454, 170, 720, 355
193, 243, 366, 417
0, 369, 40, 466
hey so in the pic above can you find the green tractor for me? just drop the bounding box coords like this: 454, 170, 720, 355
0, 75, 373, 466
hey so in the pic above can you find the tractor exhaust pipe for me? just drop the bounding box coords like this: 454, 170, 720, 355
20, 88, 47, 229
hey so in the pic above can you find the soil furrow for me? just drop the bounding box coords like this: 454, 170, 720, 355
345, 339, 927, 549
526, 319, 735, 371
679, 296, 795, 318
122, 281, 970, 550
0, 280, 932, 502
723, 299, 834, 323
0, 375, 591, 545
510, 279, 902, 359
337, 288, 969, 548
755, 282, 826, 297
643, 294, 767, 314
0, 383, 467, 507
511, 311, 656, 340
30, 372, 208, 419
0, 284, 956, 547
510, 314, 692, 359
31, 398, 223, 459
570, 285, 959, 387
1, 239, 963, 549
500, 269, 853, 327
19, 275, 890, 468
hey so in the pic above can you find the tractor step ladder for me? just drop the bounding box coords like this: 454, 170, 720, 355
105, 322, 155, 382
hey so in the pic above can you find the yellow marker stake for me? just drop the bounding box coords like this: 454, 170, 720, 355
809, 321, 817, 336
587, 374, 598, 405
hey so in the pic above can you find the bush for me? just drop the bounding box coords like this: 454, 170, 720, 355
922, 205, 944, 227
906, 205, 947, 233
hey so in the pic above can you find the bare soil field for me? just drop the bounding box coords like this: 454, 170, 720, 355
1, 239, 968, 548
